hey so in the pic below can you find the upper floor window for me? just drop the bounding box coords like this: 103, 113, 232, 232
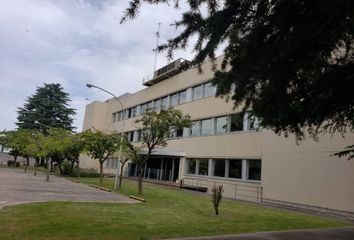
201, 118, 213, 136
141, 103, 147, 114
204, 82, 216, 97
170, 93, 179, 107
147, 101, 154, 110
131, 106, 137, 118
192, 85, 203, 100
154, 99, 161, 111
215, 116, 227, 134
179, 90, 187, 104
161, 96, 169, 109
230, 113, 243, 132
190, 121, 200, 136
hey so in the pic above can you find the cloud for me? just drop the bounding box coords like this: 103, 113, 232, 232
0, 0, 199, 132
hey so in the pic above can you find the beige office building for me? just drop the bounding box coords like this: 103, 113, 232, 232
81, 56, 354, 216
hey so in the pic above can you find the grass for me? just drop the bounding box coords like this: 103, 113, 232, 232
0, 177, 350, 240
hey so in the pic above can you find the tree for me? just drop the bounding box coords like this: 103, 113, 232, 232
1, 129, 32, 170
83, 130, 122, 183
17, 83, 76, 132
63, 133, 86, 178
134, 107, 191, 195
119, 137, 140, 189
26, 131, 51, 181
123, 0, 354, 152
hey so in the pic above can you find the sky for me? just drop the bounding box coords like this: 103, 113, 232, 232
0, 0, 198, 132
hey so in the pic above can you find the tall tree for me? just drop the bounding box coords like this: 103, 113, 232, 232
134, 107, 191, 195
83, 130, 122, 183
17, 83, 76, 132
122, 1, 354, 143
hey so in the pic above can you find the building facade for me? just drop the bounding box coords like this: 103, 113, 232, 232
81, 56, 354, 215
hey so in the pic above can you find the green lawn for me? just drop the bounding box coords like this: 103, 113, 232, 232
0, 178, 350, 240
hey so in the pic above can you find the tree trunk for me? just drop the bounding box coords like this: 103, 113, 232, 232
13, 155, 18, 167
58, 162, 63, 175
77, 161, 80, 179
70, 161, 75, 175
46, 158, 50, 182
118, 161, 126, 189
24, 157, 29, 173
40, 157, 45, 167
50, 160, 54, 172
99, 161, 103, 184
34, 159, 38, 176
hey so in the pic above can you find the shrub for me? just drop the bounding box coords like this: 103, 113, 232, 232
7, 161, 20, 167
70, 168, 99, 178
61, 161, 73, 175
211, 185, 223, 216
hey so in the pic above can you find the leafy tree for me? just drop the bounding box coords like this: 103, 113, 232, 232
123, 0, 354, 154
17, 83, 76, 132
26, 131, 51, 181
83, 130, 122, 183
63, 133, 86, 177
119, 137, 141, 189
134, 107, 191, 195
1, 129, 32, 169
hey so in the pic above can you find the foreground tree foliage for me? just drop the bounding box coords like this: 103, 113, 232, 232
123, 0, 354, 156
1, 129, 32, 171
17, 83, 76, 132
83, 130, 122, 183
134, 107, 191, 195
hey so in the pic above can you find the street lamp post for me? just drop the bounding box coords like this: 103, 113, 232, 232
86, 84, 125, 191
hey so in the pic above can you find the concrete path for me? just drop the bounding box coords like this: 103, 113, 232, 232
169, 227, 354, 240
0, 168, 136, 209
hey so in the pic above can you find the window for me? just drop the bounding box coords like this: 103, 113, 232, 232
170, 93, 179, 106
176, 127, 183, 137
198, 159, 209, 176
112, 113, 117, 122
154, 99, 161, 111
204, 82, 216, 97
125, 108, 132, 119
215, 116, 227, 134
131, 106, 137, 118
190, 121, 200, 136
161, 96, 169, 109
192, 85, 203, 100
127, 132, 134, 142
118, 111, 124, 121
105, 159, 111, 168
230, 113, 243, 132
141, 103, 147, 114
187, 159, 196, 174
247, 160, 261, 181
229, 160, 242, 179
247, 112, 259, 131
179, 90, 187, 104
147, 101, 154, 110
110, 159, 115, 168
201, 118, 213, 136
213, 159, 225, 177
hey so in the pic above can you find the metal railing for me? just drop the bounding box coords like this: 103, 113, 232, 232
183, 176, 263, 203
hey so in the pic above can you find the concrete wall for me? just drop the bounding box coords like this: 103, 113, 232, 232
262, 130, 354, 213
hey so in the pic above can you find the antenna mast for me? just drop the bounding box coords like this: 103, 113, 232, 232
153, 22, 161, 73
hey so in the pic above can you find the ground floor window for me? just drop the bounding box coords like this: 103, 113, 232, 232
213, 159, 225, 177
247, 160, 261, 181
229, 159, 242, 179
198, 159, 209, 176
186, 158, 261, 181
187, 159, 196, 174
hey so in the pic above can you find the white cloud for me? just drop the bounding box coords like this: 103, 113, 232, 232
0, 0, 201, 131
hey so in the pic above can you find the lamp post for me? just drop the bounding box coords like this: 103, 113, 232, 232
86, 84, 125, 191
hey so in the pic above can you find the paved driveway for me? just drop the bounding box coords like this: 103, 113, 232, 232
0, 168, 136, 209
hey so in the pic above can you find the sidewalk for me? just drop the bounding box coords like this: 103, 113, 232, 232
168, 227, 354, 240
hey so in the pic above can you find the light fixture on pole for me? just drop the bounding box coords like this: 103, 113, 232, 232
86, 83, 125, 191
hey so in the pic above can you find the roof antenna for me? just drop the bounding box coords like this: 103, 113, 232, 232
153, 22, 161, 73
